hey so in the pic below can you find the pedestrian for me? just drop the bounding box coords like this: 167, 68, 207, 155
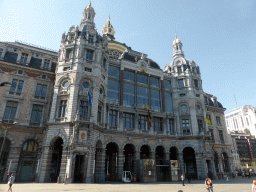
181, 174, 185, 186
232, 172, 235, 179
7, 173, 14, 192
206, 178, 213, 192
252, 180, 256, 192
225, 174, 229, 182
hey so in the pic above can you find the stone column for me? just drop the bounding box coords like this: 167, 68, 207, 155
65, 150, 73, 183
85, 148, 95, 183
58, 146, 68, 183
117, 150, 124, 181
178, 152, 184, 175
26, 53, 32, 65
211, 157, 218, 180
0, 47, 7, 60
98, 149, 106, 182
49, 87, 59, 123
134, 112, 139, 133
195, 153, 206, 180
190, 106, 199, 136
133, 151, 140, 181
38, 146, 52, 183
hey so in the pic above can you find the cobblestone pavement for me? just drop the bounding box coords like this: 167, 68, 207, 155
0, 177, 254, 192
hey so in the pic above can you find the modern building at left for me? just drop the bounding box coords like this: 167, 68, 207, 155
0, 2, 233, 183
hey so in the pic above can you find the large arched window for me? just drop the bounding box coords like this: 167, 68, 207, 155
22, 140, 38, 152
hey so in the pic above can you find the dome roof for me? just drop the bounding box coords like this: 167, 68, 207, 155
173, 35, 181, 45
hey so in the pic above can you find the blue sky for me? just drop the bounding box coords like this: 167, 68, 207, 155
0, 0, 255, 113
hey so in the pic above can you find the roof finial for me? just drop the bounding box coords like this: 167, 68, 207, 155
175, 34, 177, 40
89, 0, 91, 6
108, 14, 110, 22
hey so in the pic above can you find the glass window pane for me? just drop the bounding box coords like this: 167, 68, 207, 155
107, 79, 119, 104
165, 92, 173, 113
123, 83, 135, 107
151, 89, 161, 112
137, 86, 148, 108
178, 79, 184, 88
108, 66, 120, 78
35, 85, 41, 96
17, 81, 24, 93
41, 86, 47, 97
124, 70, 134, 82
10, 79, 17, 92
150, 77, 159, 87
137, 74, 148, 85
164, 80, 171, 90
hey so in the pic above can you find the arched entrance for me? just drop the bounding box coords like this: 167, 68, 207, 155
183, 147, 197, 179
50, 137, 63, 182
170, 147, 178, 160
105, 142, 118, 181
0, 137, 11, 182
155, 146, 168, 181
140, 145, 151, 159
94, 140, 103, 183
222, 152, 229, 173
123, 144, 135, 173
16, 140, 38, 182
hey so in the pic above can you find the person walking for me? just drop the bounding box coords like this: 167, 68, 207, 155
181, 174, 185, 186
252, 180, 256, 192
206, 178, 213, 192
7, 173, 14, 192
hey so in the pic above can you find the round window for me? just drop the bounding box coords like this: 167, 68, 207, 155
82, 82, 90, 89
181, 104, 187, 110
196, 105, 201, 111
62, 81, 70, 88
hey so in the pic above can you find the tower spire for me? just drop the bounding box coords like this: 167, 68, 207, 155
172, 35, 184, 59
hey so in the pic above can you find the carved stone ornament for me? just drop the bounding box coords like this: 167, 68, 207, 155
138, 60, 148, 73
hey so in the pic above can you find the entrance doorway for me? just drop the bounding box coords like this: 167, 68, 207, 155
222, 152, 229, 172
206, 160, 213, 178
105, 142, 118, 181
155, 146, 169, 181
140, 145, 150, 159
124, 144, 135, 172
183, 147, 197, 179
74, 155, 85, 183
50, 138, 63, 182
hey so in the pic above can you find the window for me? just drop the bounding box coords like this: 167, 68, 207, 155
180, 93, 185, 97
3, 101, 18, 123
165, 92, 173, 113
198, 119, 204, 132
23, 140, 38, 152
20, 53, 28, 64
82, 82, 90, 89
89, 35, 93, 43
164, 80, 171, 90
108, 66, 120, 78
107, 79, 119, 104
43, 59, 50, 69
35, 84, 47, 99
68, 50, 73, 59
97, 106, 102, 123
182, 119, 190, 134
151, 89, 161, 112
0, 48, 3, 57
177, 66, 182, 74
178, 79, 184, 88
153, 117, 162, 132
86, 50, 93, 60
102, 58, 107, 69
9, 79, 24, 95
109, 110, 117, 127
30, 104, 43, 126
216, 116, 221, 126
169, 119, 174, 133
84, 67, 92, 72
138, 115, 148, 130
137, 86, 148, 108
123, 113, 134, 129
219, 130, 224, 142
42, 75, 46, 79
59, 100, 67, 118
79, 100, 88, 118
150, 77, 159, 87
123, 83, 135, 107
137, 74, 148, 85
63, 67, 70, 71
18, 70, 23, 75
209, 129, 214, 141
194, 79, 199, 88
62, 81, 70, 88
124, 70, 135, 82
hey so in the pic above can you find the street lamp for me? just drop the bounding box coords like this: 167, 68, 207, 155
0, 82, 12, 87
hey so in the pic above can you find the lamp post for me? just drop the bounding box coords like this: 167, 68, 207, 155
0, 82, 12, 87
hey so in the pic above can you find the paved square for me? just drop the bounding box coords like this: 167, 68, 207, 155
0, 177, 253, 192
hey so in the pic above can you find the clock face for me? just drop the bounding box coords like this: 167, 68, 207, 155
140, 61, 147, 69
